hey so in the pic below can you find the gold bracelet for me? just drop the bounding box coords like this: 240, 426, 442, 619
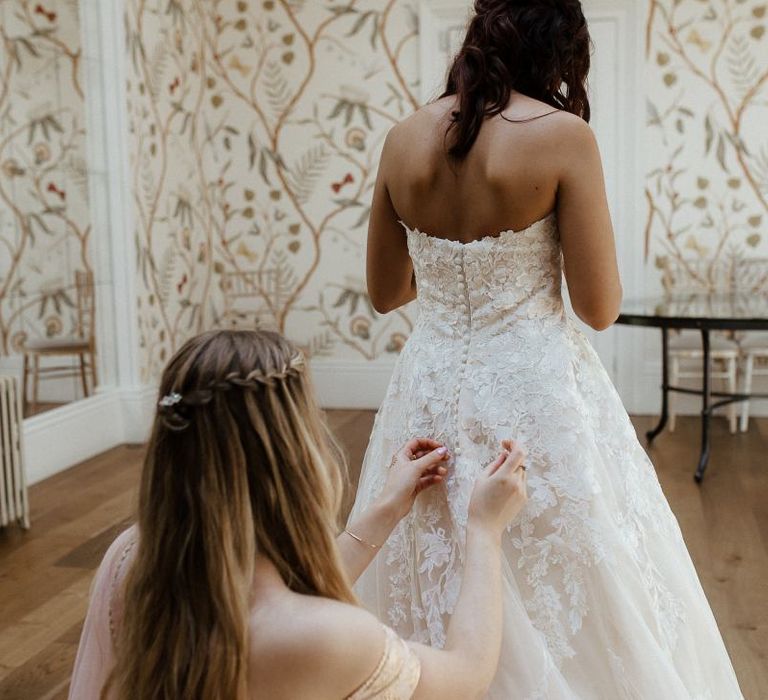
344, 529, 381, 550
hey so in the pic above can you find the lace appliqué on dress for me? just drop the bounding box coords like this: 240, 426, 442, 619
349, 213, 743, 699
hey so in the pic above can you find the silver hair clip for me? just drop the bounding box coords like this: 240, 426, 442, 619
159, 392, 183, 408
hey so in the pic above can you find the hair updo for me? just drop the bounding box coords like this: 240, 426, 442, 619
441, 0, 592, 160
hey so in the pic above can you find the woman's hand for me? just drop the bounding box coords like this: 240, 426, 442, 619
468, 439, 528, 538
340, 438, 449, 583
375, 438, 450, 522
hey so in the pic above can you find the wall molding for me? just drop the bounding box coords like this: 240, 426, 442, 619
418, 0, 472, 103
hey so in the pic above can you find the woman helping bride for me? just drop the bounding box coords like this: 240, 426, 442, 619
348, 1, 744, 698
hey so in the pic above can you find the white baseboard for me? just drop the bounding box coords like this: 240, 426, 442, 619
23, 390, 124, 484
310, 358, 768, 417
120, 384, 158, 443
310, 359, 395, 409
22, 384, 157, 485
625, 361, 768, 417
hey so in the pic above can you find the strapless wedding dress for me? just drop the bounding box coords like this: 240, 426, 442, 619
349, 213, 744, 699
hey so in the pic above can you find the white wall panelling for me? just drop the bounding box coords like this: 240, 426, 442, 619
419, 1, 473, 103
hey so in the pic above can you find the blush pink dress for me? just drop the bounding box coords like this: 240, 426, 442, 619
69, 527, 421, 699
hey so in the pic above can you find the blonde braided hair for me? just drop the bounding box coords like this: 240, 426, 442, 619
158, 352, 306, 431
107, 329, 354, 700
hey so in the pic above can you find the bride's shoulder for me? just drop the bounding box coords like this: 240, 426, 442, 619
537, 109, 596, 144
522, 109, 598, 168
248, 595, 388, 698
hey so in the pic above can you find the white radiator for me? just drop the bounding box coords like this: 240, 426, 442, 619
0, 376, 29, 529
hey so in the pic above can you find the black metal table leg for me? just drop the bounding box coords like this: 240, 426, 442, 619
646, 326, 669, 445
695, 329, 711, 483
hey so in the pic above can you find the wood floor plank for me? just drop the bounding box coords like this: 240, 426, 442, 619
0, 490, 138, 626
0, 577, 91, 680
0, 627, 80, 700
54, 517, 134, 570
0, 413, 765, 699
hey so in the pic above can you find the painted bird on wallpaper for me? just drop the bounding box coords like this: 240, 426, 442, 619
331, 173, 354, 194
47, 182, 65, 201
686, 29, 712, 52
34, 4, 56, 22
228, 56, 252, 77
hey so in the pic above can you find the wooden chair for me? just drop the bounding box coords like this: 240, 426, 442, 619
221, 269, 277, 330
22, 271, 97, 416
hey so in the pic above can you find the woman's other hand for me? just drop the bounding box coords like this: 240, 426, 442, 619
468, 439, 528, 538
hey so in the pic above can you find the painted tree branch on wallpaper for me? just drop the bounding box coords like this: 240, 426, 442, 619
127, 0, 768, 382
126, 0, 420, 381
646, 0, 768, 291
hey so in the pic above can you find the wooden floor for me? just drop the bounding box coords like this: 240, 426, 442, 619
0, 412, 766, 699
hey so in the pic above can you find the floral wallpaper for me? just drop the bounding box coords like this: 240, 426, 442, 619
126, 0, 768, 381
646, 0, 768, 293
126, 0, 419, 381
0, 0, 92, 356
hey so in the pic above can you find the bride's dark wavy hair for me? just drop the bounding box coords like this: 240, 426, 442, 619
441, 0, 592, 159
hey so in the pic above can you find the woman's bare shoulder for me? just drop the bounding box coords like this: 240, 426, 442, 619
248, 594, 387, 699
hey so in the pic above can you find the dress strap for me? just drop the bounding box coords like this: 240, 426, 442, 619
107, 535, 137, 648
345, 625, 421, 699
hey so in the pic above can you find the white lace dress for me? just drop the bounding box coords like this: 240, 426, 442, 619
349, 213, 744, 699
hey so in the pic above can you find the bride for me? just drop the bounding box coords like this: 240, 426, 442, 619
348, 1, 744, 697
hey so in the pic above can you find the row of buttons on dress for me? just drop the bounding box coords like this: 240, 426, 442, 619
454, 251, 471, 458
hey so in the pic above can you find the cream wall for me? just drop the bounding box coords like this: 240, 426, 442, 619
122, 0, 768, 390
125, 0, 419, 383
646, 0, 768, 286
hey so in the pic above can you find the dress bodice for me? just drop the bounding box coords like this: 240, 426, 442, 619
404, 213, 564, 335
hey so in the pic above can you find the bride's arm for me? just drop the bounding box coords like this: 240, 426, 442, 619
337, 439, 449, 582
366, 128, 417, 314
556, 116, 622, 330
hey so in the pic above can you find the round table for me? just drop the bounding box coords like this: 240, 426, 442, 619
616, 293, 768, 482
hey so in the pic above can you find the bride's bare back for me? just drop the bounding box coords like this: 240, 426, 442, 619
367, 92, 622, 330
385, 93, 565, 241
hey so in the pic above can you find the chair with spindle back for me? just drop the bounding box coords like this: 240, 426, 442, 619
22, 270, 97, 416
221, 269, 278, 330
662, 258, 739, 433
733, 258, 768, 431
